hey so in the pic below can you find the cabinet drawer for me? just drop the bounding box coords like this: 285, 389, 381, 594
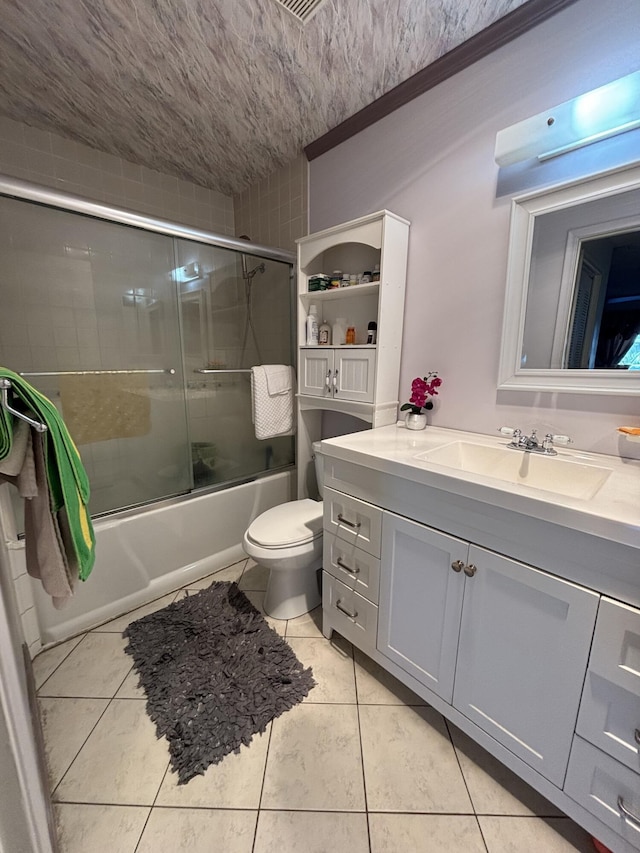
323, 572, 378, 651
323, 537, 380, 604
323, 487, 382, 557
577, 597, 640, 773
565, 736, 640, 848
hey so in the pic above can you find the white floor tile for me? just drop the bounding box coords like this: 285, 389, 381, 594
450, 725, 564, 816
136, 807, 257, 853
238, 559, 269, 591
261, 703, 365, 811
38, 697, 109, 789
286, 635, 356, 703
479, 816, 594, 852
38, 634, 132, 698
92, 592, 178, 633
354, 647, 427, 705
254, 810, 370, 853
155, 725, 271, 809
359, 705, 473, 813
285, 605, 323, 638
55, 803, 149, 853
369, 814, 487, 853
55, 699, 170, 805
32, 635, 85, 690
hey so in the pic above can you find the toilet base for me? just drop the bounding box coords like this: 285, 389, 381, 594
263, 560, 322, 620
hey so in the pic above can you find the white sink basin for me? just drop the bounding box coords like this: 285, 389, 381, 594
415, 442, 612, 500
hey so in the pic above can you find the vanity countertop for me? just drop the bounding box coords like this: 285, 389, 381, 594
320, 424, 640, 550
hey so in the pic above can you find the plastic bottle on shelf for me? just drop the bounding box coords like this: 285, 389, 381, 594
345, 325, 356, 345
341, 274, 350, 287
306, 304, 319, 346
330, 270, 342, 289
318, 320, 331, 345
372, 263, 380, 282
367, 321, 377, 344
349, 274, 358, 287
332, 317, 347, 345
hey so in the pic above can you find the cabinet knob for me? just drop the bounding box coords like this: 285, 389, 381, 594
464, 563, 477, 577
451, 560, 464, 572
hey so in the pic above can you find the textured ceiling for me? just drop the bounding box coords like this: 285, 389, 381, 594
0, 0, 527, 196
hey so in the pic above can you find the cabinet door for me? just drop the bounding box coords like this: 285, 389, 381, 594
299, 349, 333, 397
453, 545, 599, 787
377, 512, 467, 703
333, 349, 375, 403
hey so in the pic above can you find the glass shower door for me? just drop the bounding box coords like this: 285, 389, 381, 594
0, 196, 191, 519
175, 239, 295, 488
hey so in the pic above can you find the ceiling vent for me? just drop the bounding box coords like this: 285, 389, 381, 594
273, 0, 328, 23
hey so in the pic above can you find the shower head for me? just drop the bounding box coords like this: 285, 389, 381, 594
238, 235, 265, 280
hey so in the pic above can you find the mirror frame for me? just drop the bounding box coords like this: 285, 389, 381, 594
498, 164, 640, 395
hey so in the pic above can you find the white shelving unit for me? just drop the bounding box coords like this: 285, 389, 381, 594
296, 210, 409, 497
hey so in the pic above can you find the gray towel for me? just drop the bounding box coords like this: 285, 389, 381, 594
0, 421, 75, 608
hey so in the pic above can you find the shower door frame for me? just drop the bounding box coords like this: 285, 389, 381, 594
0, 174, 298, 518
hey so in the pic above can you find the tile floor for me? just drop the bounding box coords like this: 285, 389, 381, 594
33, 557, 597, 853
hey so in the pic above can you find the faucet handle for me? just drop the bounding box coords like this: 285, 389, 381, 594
498, 426, 519, 437
551, 434, 572, 445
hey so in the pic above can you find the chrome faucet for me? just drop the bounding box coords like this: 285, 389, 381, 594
498, 427, 572, 456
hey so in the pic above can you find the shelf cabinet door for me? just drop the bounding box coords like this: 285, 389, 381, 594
377, 512, 467, 703
299, 349, 333, 398
333, 348, 375, 403
453, 545, 599, 787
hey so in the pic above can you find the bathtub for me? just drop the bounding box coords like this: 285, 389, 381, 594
4, 471, 294, 647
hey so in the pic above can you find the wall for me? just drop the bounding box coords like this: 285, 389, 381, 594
0, 116, 234, 235
309, 0, 640, 458
234, 153, 308, 251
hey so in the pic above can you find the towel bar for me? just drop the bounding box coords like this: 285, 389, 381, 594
20, 368, 176, 377
194, 368, 252, 374
0, 379, 48, 432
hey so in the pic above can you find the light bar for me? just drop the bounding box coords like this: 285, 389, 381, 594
495, 70, 640, 166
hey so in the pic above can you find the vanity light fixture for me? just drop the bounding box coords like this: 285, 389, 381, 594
495, 70, 640, 166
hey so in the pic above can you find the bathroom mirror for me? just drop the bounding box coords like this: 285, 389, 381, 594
498, 164, 640, 394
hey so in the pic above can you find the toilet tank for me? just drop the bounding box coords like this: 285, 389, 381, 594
312, 441, 324, 499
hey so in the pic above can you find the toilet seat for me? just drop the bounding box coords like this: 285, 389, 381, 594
246, 499, 323, 548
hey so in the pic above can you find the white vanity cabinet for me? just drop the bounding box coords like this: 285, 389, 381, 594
299, 346, 375, 403
564, 597, 640, 847
377, 511, 599, 787
319, 424, 640, 853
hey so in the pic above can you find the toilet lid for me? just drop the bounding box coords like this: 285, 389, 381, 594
247, 499, 323, 547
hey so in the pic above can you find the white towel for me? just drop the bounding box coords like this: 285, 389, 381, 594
264, 364, 292, 396
251, 365, 296, 440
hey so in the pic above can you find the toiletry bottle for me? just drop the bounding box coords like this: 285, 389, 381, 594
330, 270, 342, 289
349, 274, 358, 287
367, 321, 377, 344
341, 274, 350, 287
372, 263, 380, 282
345, 325, 356, 345
306, 304, 319, 346
332, 317, 347, 345
318, 320, 331, 345
362, 270, 372, 283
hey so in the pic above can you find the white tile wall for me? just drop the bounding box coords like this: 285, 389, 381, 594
0, 116, 235, 235
234, 154, 308, 251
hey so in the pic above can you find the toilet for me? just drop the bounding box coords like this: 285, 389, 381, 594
243, 442, 324, 619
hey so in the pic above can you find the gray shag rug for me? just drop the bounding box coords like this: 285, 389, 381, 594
123, 581, 315, 784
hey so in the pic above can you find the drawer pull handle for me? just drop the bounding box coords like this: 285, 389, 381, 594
635, 728, 640, 746
337, 557, 360, 574
337, 513, 361, 530
336, 599, 358, 619
464, 563, 477, 577
451, 560, 464, 573
618, 796, 640, 829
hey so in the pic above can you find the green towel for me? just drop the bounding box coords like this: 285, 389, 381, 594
0, 367, 95, 580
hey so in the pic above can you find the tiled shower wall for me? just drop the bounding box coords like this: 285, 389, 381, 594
0, 116, 235, 234
234, 153, 308, 251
